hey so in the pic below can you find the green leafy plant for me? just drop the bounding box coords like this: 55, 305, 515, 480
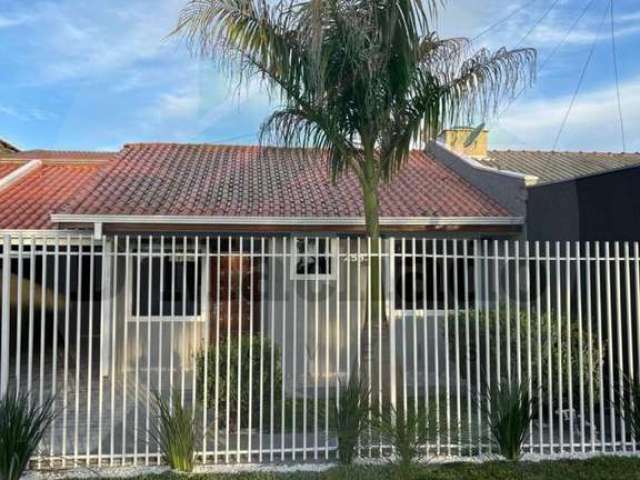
482, 378, 535, 461
195, 334, 282, 430
617, 373, 640, 442
375, 403, 438, 473
0, 392, 55, 480
151, 390, 197, 472
453, 308, 602, 407
333, 373, 370, 465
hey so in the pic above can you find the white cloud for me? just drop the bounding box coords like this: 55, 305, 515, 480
490, 75, 640, 152
14, 0, 187, 84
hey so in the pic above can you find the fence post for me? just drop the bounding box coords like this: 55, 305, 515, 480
1, 234, 11, 397
388, 238, 397, 413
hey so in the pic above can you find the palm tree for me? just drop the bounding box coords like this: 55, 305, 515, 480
173, 0, 536, 239
173, 0, 535, 395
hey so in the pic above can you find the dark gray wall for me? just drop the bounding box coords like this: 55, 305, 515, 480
527, 166, 640, 241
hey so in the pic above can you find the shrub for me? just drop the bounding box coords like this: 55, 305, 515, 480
333, 373, 370, 465
374, 403, 438, 473
482, 378, 536, 461
617, 374, 640, 442
195, 334, 282, 430
0, 392, 55, 480
151, 390, 197, 472
453, 308, 602, 407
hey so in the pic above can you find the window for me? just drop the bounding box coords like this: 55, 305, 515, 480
393, 240, 476, 311
291, 237, 336, 280
131, 257, 203, 318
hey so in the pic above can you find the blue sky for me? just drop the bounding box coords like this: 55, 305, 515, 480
0, 0, 638, 152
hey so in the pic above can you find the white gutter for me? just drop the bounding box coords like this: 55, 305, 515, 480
0, 160, 41, 192
51, 213, 524, 226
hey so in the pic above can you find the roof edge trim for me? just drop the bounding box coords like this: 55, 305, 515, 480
50, 214, 524, 226
0, 160, 42, 193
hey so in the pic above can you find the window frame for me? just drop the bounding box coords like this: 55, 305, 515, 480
289, 236, 339, 281
128, 254, 208, 323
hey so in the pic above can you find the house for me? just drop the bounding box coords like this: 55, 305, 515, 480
438, 128, 640, 241
0, 139, 523, 384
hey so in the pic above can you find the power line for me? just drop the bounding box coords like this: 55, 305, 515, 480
515, 0, 563, 49
488, 0, 600, 133
552, 2, 610, 151
609, 0, 626, 152
471, 1, 538, 42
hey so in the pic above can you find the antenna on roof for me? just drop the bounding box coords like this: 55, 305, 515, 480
464, 123, 486, 148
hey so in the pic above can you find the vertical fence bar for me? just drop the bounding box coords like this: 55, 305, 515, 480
237, 238, 244, 463
258, 237, 265, 463
368, 237, 374, 457
545, 241, 553, 453
203, 237, 211, 462
62, 235, 71, 465
463, 240, 472, 456
291, 238, 298, 461
422, 238, 430, 456
614, 242, 626, 450
0, 234, 10, 398
86, 239, 95, 463
576, 242, 585, 452
281, 237, 287, 462
314, 237, 320, 460
433, 239, 440, 455
214, 237, 221, 463
269, 238, 276, 462
73, 236, 83, 464
327, 239, 332, 460
585, 242, 596, 452
158, 236, 165, 464
400, 238, 407, 420
624, 242, 634, 452
248, 237, 254, 461
473, 239, 482, 454
109, 236, 119, 465
483, 239, 490, 453
453, 240, 461, 455
605, 242, 616, 449
566, 241, 574, 453
535, 242, 543, 454
303, 237, 309, 460
133, 236, 141, 465
15, 235, 23, 395
27, 235, 36, 408
145, 236, 153, 465
443, 240, 451, 456
555, 241, 563, 454
595, 243, 606, 452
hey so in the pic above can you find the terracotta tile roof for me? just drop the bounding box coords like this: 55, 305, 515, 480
0, 152, 108, 230
0, 162, 22, 178
62, 143, 509, 219
481, 150, 640, 184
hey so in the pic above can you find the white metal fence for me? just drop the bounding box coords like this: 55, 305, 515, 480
1, 232, 639, 467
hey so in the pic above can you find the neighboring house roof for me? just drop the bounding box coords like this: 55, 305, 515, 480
0, 139, 19, 153
2, 150, 115, 162
58, 143, 510, 224
0, 152, 112, 230
480, 150, 640, 184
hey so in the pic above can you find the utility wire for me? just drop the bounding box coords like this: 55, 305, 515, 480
609, 0, 626, 152
515, 0, 564, 49
489, 0, 600, 131
552, 2, 610, 151
471, 1, 538, 42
